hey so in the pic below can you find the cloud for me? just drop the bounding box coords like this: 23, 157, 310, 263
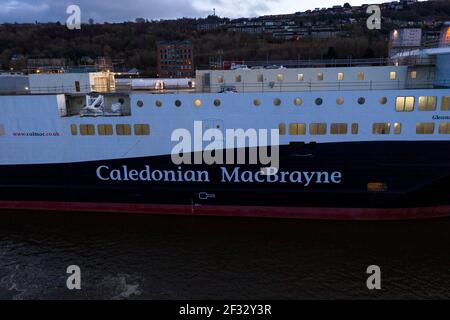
0, 0, 207, 23
0, 0, 391, 23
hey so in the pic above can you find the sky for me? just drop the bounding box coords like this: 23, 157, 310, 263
0, 0, 396, 23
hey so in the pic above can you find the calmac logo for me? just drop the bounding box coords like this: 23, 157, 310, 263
96, 165, 343, 187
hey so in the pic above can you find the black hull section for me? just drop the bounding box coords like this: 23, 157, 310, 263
1, 141, 450, 219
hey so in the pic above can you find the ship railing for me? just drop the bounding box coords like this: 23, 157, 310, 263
1, 80, 450, 96
200, 79, 450, 93
199, 58, 391, 70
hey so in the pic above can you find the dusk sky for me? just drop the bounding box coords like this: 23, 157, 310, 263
0, 0, 395, 23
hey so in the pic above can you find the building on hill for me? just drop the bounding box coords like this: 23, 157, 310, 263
157, 41, 194, 78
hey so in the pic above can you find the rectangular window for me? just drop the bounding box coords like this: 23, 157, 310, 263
279, 123, 286, 136
373, 123, 391, 135
0, 124, 5, 136
257, 74, 264, 82
75, 81, 81, 92
116, 124, 132, 136
80, 124, 95, 136
357, 71, 365, 81
235, 75, 242, 83
289, 123, 306, 136
217, 76, 224, 83
441, 96, 450, 111
394, 122, 402, 135
317, 72, 324, 81
409, 71, 417, 79
98, 124, 113, 136
70, 124, 77, 136
330, 123, 348, 135
297, 74, 304, 81
439, 123, 450, 134
277, 74, 284, 82
337, 73, 344, 81
310, 123, 327, 135
416, 122, 435, 134
134, 124, 150, 136
390, 71, 397, 80
396, 96, 415, 112
418, 96, 437, 111
351, 123, 359, 135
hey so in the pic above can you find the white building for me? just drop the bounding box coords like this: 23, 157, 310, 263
28, 72, 115, 94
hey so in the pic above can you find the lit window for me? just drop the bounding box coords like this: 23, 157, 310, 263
75, 81, 81, 92
336, 97, 344, 105
379, 97, 388, 105
439, 123, 450, 134
254, 99, 261, 107
274, 98, 281, 106
351, 123, 359, 135
257, 74, 264, 82
80, 124, 95, 136
116, 124, 132, 136
70, 124, 77, 136
194, 99, 202, 108
330, 123, 348, 135
390, 71, 397, 80
98, 124, 113, 136
418, 96, 437, 111
409, 71, 417, 79
277, 74, 284, 82
357, 72, 365, 81
317, 72, 324, 81
155, 100, 163, 108
441, 96, 450, 111
218, 76, 224, 83
214, 99, 221, 107
416, 123, 435, 134
310, 123, 327, 135
337, 73, 344, 81
134, 124, 150, 136
294, 98, 302, 106
289, 123, 306, 136
373, 123, 391, 135
442, 96, 450, 111
235, 75, 242, 82
394, 122, 402, 135
297, 74, 304, 81
396, 96, 415, 112
279, 123, 286, 136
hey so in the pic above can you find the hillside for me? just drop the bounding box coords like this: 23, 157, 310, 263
0, 0, 449, 75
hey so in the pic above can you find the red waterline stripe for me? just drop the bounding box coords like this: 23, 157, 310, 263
0, 200, 450, 221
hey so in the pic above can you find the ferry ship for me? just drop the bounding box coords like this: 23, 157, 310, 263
1, 26, 450, 220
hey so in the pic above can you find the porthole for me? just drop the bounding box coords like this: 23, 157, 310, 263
155, 100, 163, 108
358, 97, 366, 105
194, 99, 202, 108
336, 97, 344, 105
379, 97, 388, 105
175, 100, 182, 107
254, 99, 261, 107
315, 98, 323, 106
118, 98, 125, 104
294, 98, 302, 106
274, 98, 281, 106
137, 100, 144, 108
214, 99, 221, 107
